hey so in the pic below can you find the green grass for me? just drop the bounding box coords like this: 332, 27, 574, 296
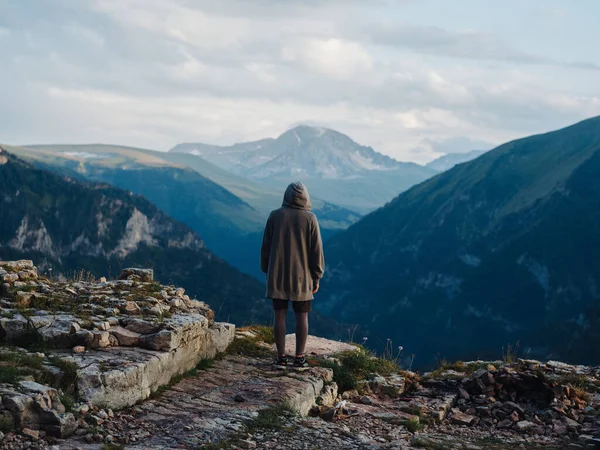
400, 416, 424, 433
101, 444, 125, 450
312, 349, 401, 393
226, 335, 272, 359
196, 358, 214, 371
426, 360, 490, 379
10, 284, 38, 293
60, 393, 76, 413
237, 325, 275, 344
48, 356, 79, 392
0, 350, 46, 385
0, 413, 15, 433
244, 402, 296, 433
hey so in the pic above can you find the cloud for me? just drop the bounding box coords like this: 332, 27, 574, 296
352, 22, 600, 70
282, 38, 373, 79
0, 0, 599, 165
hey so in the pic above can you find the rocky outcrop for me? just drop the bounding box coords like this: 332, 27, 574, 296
1, 381, 77, 438
73, 322, 235, 409
0, 261, 234, 440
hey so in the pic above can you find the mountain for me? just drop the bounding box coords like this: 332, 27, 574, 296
171, 138, 277, 173
319, 116, 600, 367
5, 144, 359, 279
170, 125, 437, 213
0, 149, 271, 325
426, 150, 487, 172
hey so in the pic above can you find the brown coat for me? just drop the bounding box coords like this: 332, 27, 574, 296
261, 182, 325, 301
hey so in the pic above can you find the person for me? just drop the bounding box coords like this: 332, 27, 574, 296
260, 182, 324, 369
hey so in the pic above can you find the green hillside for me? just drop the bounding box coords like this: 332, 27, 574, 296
320, 116, 600, 367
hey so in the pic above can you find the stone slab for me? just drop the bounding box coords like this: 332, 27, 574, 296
62, 322, 235, 409
281, 334, 358, 356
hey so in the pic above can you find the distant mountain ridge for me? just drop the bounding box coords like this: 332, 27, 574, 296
0, 149, 270, 325
426, 150, 487, 172
5, 143, 359, 279
171, 125, 437, 212
320, 116, 600, 367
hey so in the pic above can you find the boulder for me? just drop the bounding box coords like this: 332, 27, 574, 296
119, 268, 153, 282
515, 420, 536, 432
1, 383, 77, 438
91, 331, 110, 349
124, 318, 160, 335
451, 409, 475, 426
110, 326, 141, 346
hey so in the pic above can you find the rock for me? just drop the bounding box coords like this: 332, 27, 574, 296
369, 375, 387, 394
359, 395, 374, 405
451, 409, 475, 426
342, 390, 359, 400
238, 439, 257, 449
503, 401, 525, 416
234, 393, 246, 403
1, 273, 19, 283
564, 416, 583, 431
458, 387, 470, 400
317, 382, 338, 406
76, 321, 235, 409
321, 407, 337, 422
119, 268, 153, 282
554, 423, 568, 436
140, 329, 175, 351
121, 301, 142, 315
87, 415, 104, 425
497, 419, 514, 429
0, 314, 29, 340
72, 346, 86, 354
124, 318, 160, 334
110, 326, 141, 346
515, 420, 536, 432
91, 331, 110, 348
73, 330, 93, 347
15, 291, 33, 307
21, 428, 39, 439
281, 334, 358, 356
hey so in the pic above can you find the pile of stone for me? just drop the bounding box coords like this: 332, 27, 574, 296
0, 260, 235, 440
412, 359, 600, 447
0, 261, 216, 353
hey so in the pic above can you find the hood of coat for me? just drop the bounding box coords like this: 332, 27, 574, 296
282, 182, 311, 210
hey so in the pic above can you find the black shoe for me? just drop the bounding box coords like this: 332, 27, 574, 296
272, 355, 289, 370
292, 356, 309, 370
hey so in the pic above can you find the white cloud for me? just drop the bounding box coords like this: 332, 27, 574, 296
63, 22, 105, 47
282, 38, 373, 79
0, 0, 599, 164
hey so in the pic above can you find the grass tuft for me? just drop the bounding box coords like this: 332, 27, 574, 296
311, 349, 401, 393
244, 402, 296, 432
226, 337, 272, 358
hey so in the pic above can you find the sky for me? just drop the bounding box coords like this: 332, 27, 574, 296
1, 0, 599, 164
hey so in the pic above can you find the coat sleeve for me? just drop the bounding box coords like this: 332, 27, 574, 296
260, 215, 273, 274
309, 215, 325, 284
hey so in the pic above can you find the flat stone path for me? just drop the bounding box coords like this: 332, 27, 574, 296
64, 355, 332, 449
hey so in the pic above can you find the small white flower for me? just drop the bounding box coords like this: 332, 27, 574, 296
398, 346, 404, 352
